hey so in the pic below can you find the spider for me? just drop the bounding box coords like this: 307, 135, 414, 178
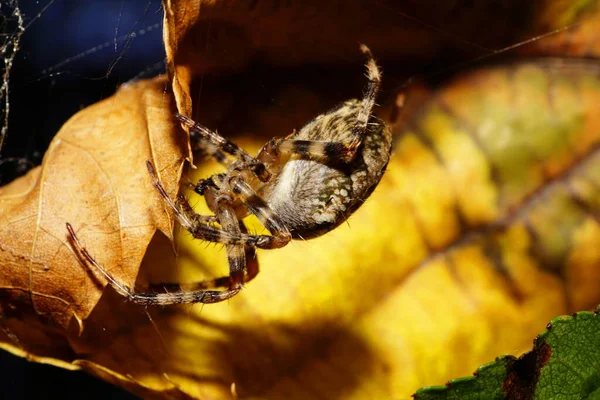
67, 44, 393, 306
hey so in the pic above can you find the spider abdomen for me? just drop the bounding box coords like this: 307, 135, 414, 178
265, 159, 353, 239
264, 107, 392, 240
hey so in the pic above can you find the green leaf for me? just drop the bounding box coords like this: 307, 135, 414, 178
414, 310, 600, 399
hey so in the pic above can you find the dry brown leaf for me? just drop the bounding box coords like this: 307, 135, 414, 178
0, 77, 186, 353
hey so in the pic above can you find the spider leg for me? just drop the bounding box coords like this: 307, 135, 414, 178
147, 161, 288, 250
150, 221, 259, 294
215, 192, 246, 278
176, 114, 270, 181
189, 134, 231, 167
259, 138, 357, 164
66, 222, 252, 305
146, 161, 218, 225
256, 45, 382, 166
228, 175, 291, 246
238, 222, 259, 282
351, 44, 382, 151
176, 192, 218, 224
176, 114, 254, 163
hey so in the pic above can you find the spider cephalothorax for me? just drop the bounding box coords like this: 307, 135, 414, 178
68, 44, 393, 305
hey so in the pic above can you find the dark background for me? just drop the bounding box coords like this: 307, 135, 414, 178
1, 1, 164, 398
1, 0, 164, 185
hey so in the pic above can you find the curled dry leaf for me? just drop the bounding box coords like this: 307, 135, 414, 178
0, 77, 186, 355
1, 1, 600, 399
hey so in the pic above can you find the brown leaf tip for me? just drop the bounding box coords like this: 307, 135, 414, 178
502, 343, 552, 399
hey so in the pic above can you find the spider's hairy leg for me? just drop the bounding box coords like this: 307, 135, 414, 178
348, 44, 381, 158
150, 222, 260, 294
237, 222, 259, 281
228, 175, 292, 248
256, 44, 382, 167
147, 161, 287, 250
215, 193, 246, 279
258, 137, 357, 164
178, 193, 289, 249
66, 223, 252, 305
176, 113, 254, 163
190, 135, 231, 167
176, 113, 270, 182
67, 223, 172, 305
146, 161, 216, 225
176, 192, 218, 224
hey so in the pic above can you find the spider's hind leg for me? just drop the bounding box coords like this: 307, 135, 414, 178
348, 44, 382, 157
255, 44, 382, 167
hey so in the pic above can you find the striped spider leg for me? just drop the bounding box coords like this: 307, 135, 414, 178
67, 44, 392, 305
66, 221, 260, 305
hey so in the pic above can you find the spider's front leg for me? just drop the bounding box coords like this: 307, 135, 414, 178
67, 164, 267, 305
66, 221, 257, 306
177, 113, 271, 182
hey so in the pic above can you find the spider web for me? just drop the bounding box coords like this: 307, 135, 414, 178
0, 0, 164, 185
0, 0, 23, 156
